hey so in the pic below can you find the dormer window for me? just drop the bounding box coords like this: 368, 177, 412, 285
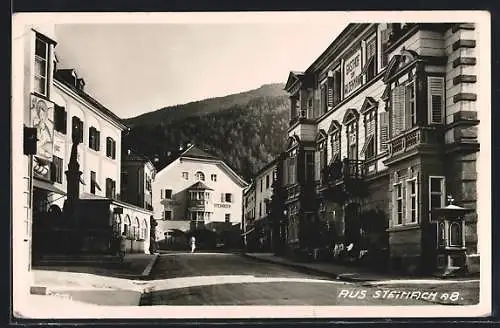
34, 36, 50, 96
195, 171, 205, 181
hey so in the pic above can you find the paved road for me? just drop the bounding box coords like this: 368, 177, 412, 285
141, 252, 466, 306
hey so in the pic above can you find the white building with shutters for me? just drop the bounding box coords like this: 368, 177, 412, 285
152, 145, 248, 246
282, 23, 481, 275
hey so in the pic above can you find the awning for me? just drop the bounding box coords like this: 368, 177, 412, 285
33, 179, 66, 195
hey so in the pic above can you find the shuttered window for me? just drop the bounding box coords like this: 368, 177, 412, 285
54, 105, 67, 134
380, 29, 390, 67
365, 37, 377, 81
362, 111, 376, 159
89, 127, 100, 151
333, 70, 342, 105
428, 76, 445, 124
327, 77, 334, 108
346, 121, 358, 160
406, 82, 416, 128
379, 112, 390, 152
391, 85, 406, 136
331, 132, 341, 159
320, 83, 328, 114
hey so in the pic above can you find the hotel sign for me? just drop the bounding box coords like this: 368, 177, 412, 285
30, 94, 54, 162
343, 49, 363, 97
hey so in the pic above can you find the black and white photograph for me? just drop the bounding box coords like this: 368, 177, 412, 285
11, 11, 491, 319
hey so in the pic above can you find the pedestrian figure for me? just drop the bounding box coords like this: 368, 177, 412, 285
190, 236, 196, 253
119, 232, 127, 262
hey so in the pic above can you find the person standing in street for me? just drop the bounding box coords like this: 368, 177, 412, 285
190, 236, 196, 253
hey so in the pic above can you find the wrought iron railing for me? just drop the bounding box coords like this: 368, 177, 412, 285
321, 159, 365, 187
286, 184, 301, 201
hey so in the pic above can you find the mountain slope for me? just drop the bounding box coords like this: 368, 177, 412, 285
124, 83, 288, 127
123, 86, 290, 181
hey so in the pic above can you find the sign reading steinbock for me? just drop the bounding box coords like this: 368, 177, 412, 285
30, 94, 54, 162
343, 49, 363, 97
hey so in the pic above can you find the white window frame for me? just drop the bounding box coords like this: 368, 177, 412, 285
34, 36, 49, 96
429, 176, 446, 210
393, 182, 403, 226
406, 178, 418, 224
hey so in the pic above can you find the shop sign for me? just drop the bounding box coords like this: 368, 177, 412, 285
215, 203, 231, 208
30, 94, 54, 162
343, 49, 363, 97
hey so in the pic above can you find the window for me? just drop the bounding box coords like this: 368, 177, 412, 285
316, 139, 327, 181
225, 193, 232, 203
266, 175, 270, 189
259, 202, 262, 217
260, 179, 263, 192
182, 172, 189, 180
364, 36, 377, 81
362, 111, 376, 159
287, 148, 298, 185
391, 80, 417, 137
379, 112, 390, 152
331, 131, 341, 159
195, 171, 205, 181
121, 172, 128, 187
71, 116, 83, 143
407, 178, 417, 223
428, 76, 445, 124
211, 174, 217, 182
164, 189, 172, 199
106, 178, 116, 199
90, 171, 97, 194
394, 182, 403, 225
225, 214, 231, 223
346, 121, 358, 160
164, 210, 172, 220
449, 222, 462, 247
51, 156, 63, 184
429, 176, 445, 209
54, 105, 67, 134
106, 137, 116, 159
88, 127, 100, 151
124, 215, 131, 237
34, 36, 49, 96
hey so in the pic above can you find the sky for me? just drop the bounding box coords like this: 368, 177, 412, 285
54, 22, 346, 119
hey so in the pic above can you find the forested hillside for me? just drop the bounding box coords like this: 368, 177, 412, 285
123, 84, 290, 181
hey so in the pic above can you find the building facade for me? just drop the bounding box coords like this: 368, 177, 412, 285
120, 150, 156, 211
15, 25, 154, 268
152, 145, 248, 248
242, 182, 256, 246
282, 23, 480, 274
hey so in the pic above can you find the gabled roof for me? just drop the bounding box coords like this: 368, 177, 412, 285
187, 181, 214, 191
284, 71, 304, 92
180, 145, 220, 161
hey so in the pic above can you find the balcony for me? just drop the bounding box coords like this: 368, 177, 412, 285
188, 199, 208, 209
319, 159, 366, 201
386, 126, 443, 163
285, 184, 301, 203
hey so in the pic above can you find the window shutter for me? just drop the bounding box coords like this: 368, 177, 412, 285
391, 85, 405, 136
315, 151, 320, 181
221, 193, 225, 202
160, 189, 163, 199
333, 70, 342, 104
320, 84, 327, 114
367, 38, 376, 59
327, 77, 334, 108
379, 112, 389, 152
96, 130, 100, 150
428, 76, 445, 124
112, 140, 116, 159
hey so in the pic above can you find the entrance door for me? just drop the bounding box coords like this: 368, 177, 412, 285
344, 203, 361, 247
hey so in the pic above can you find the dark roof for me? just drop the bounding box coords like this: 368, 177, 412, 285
54, 71, 127, 130
180, 145, 221, 161
187, 181, 214, 191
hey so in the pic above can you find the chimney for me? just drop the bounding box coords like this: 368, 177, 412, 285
77, 78, 85, 91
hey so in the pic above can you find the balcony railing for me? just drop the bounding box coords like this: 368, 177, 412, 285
321, 158, 364, 187
188, 199, 207, 207
286, 184, 301, 201
389, 126, 443, 157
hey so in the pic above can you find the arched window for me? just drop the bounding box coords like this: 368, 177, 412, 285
124, 215, 131, 238
142, 218, 148, 240
133, 217, 140, 240
195, 171, 205, 181
449, 222, 462, 247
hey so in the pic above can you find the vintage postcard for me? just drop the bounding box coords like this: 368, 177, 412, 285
11, 11, 491, 319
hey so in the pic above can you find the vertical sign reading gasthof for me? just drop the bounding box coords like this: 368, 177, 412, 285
343, 49, 363, 97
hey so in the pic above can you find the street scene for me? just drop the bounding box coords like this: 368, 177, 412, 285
11, 12, 489, 319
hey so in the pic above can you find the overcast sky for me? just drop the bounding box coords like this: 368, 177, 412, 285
54, 22, 346, 119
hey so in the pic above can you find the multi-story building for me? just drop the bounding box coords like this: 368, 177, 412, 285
242, 182, 256, 246
152, 145, 248, 248
120, 150, 156, 211
14, 25, 154, 273
282, 23, 480, 274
